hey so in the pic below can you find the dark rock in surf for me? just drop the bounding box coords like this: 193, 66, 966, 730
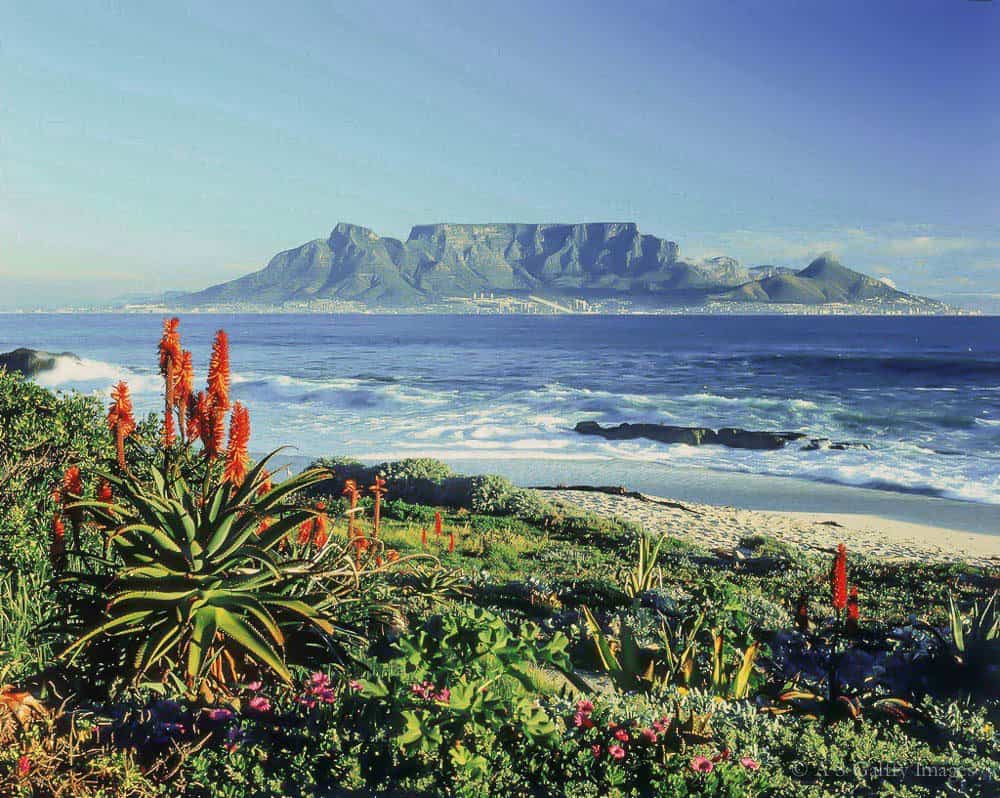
574, 420, 806, 450
0, 348, 75, 378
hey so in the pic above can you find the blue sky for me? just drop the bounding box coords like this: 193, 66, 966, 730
1, 0, 997, 307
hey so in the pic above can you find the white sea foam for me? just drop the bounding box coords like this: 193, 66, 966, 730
35, 355, 162, 394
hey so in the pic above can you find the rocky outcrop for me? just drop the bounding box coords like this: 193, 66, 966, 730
0, 348, 72, 377
574, 421, 871, 452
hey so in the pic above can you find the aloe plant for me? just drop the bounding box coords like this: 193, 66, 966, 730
918, 590, 1000, 698
623, 530, 666, 599
581, 606, 704, 693
60, 451, 359, 701
708, 627, 759, 700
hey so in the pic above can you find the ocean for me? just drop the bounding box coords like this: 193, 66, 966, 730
4, 313, 1000, 512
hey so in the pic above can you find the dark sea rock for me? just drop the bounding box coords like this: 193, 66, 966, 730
574, 420, 806, 450
0, 348, 73, 377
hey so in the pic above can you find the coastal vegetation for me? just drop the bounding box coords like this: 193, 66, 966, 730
0, 320, 996, 797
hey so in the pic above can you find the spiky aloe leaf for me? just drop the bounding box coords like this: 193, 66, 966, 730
733, 642, 759, 699
214, 608, 291, 684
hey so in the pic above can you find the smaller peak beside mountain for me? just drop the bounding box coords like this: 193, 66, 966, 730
715, 253, 946, 309
797, 254, 856, 281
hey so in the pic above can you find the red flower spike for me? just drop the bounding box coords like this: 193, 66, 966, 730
831, 543, 848, 612
158, 318, 182, 435
62, 466, 83, 501
297, 519, 313, 546
178, 350, 195, 405
107, 381, 136, 470
434, 511, 443, 536
185, 392, 201, 441
207, 330, 231, 412
97, 480, 113, 503
313, 524, 329, 550
311, 505, 329, 548
448, 530, 456, 553
194, 392, 215, 457
50, 513, 66, 569
157, 317, 182, 377
421, 528, 428, 548
846, 585, 860, 634
369, 476, 387, 539
223, 402, 251, 486
162, 408, 176, 448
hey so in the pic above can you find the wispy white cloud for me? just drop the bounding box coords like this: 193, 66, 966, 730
686, 226, 995, 265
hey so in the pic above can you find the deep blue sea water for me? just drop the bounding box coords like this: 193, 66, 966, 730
3, 313, 1000, 506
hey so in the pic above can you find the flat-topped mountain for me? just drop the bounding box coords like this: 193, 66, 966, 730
180, 223, 943, 310
183, 222, 750, 306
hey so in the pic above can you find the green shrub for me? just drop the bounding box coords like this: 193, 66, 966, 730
469, 473, 515, 514
377, 457, 454, 483
0, 372, 156, 574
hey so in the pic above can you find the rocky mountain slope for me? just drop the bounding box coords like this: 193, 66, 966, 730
183, 222, 751, 306
181, 223, 942, 309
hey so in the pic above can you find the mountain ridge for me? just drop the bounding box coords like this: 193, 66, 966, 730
180, 222, 942, 310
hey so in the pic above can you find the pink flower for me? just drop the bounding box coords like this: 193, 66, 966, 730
740, 756, 760, 772
205, 708, 234, 722
410, 682, 434, 699
614, 728, 629, 742
245, 680, 263, 692
17, 755, 30, 778
246, 695, 271, 713
608, 744, 626, 760
641, 727, 658, 742
591, 744, 603, 758
689, 756, 714, 774
348, 680, 363, 692
310, 672, 331, 687
434, 688, 451, 703
576, 699, 594, 714
573, 711, 594, 728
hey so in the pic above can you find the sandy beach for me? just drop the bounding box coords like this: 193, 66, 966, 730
544, 488, 1000, 568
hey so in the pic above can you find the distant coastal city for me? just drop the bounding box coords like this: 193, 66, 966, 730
36, 290, 968, 316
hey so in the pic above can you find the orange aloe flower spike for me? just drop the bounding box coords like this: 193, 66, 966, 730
207, 330, 231, 412
157, 317, 182, 377
107, 381, 136, 470
158, 318, 182, 439
223, 402, 251, 486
